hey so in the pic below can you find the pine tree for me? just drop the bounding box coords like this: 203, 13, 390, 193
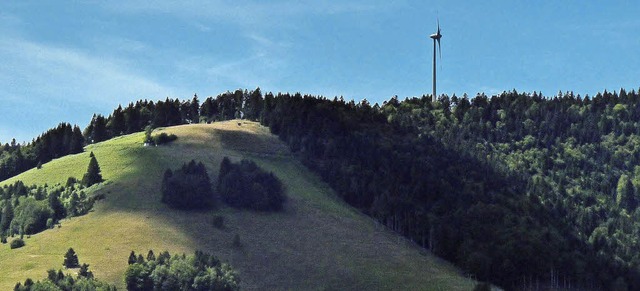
128, 251, 137, 265
49, 191, 66, 220
68, 192, 79, 217
190, 94, 200, 123
70, 125, 85, 153
63, 248, 79, 268
78, 263, 93, 278
147, 250, 156, 261
617, 174, 637, 212
82, 152, 103, 187
90, 114, 109, 143
1, 202, 13, 233
136, 254, 145, 264
218, 157, 232, 193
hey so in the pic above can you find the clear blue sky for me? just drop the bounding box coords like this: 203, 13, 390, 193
2, 1, 639, 143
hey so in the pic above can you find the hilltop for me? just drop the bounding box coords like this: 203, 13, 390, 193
0, 120, 474, 290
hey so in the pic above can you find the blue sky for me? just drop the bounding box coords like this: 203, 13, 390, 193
1, 1, 639, 143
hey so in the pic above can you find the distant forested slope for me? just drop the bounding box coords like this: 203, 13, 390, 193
5, 88, 640, 289
254, 88, 640, 290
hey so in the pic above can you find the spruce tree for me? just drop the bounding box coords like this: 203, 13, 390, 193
128, 251, 137, 265
63, 248, 79, 268
617, 174, 637, 212
78, 263, 93, 278
70, 126, 84, 153
82, 152, 103, 187
147, 250, 156, 261
49, 191, 66, 221
68, 192, 79, 217
1, 202, 13, 233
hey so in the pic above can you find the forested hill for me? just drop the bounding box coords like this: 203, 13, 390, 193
4, 88, 640, 289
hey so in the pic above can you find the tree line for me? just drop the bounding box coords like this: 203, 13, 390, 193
0, 123, 83, 181
1, 90, 251, 181
124, 250, 240, 291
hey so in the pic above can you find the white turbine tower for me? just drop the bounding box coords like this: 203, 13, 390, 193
429, 20, 442, 102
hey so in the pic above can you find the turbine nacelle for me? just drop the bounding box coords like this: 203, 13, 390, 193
429, 30, 441, 40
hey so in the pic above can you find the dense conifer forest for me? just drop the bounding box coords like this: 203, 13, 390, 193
6, 88, 640, 289
0, 123, 83, 181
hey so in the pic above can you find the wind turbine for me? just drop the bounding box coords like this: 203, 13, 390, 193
429, 20, 442, 102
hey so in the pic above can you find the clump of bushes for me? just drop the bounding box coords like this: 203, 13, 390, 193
218, 157, 286, 211
144, 126, 177, 146
10, 238, 25, 249
161, 160, 214, 209
0, 180, 99, 242
160, 157, 285, 212
153, 132, 178, 145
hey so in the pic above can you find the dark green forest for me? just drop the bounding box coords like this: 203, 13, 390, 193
5, 88, 640, 289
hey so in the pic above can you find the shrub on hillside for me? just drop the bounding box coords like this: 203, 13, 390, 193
218, 157, 286, 211
10, 238, 25, 249
153, 132, 178, 145
161, 160, 214, 209
144, 126, 178, 146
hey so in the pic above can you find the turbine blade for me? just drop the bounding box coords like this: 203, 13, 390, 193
437, 38, 441, 60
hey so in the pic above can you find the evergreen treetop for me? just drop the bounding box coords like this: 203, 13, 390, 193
63, 248, 79, 268
82, 152, 103, 187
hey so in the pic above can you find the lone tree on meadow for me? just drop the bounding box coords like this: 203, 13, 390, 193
82, 152, 103, 187
63, 248, 79, 268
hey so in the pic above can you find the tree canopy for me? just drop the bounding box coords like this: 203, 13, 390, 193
218, 157, 285, 211
161, 160, 214, 209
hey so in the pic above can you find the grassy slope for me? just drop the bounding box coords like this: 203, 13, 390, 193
0, 120, 475, 290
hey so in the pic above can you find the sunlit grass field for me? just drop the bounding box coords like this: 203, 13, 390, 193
0, 120, 475, 290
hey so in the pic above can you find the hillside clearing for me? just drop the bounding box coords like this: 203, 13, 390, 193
0, 120, 475, 290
